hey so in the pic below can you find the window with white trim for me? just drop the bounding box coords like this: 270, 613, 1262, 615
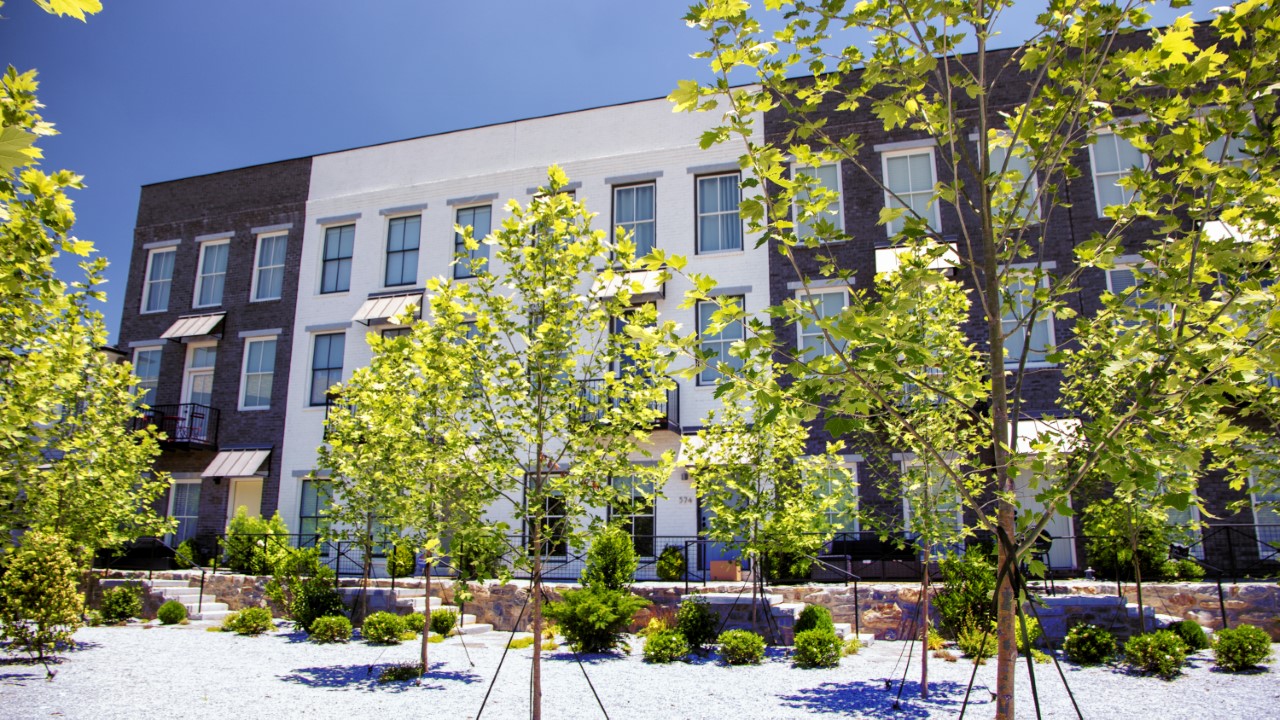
797, 289, 848, 359
989, 143, 1040, 223
240, 337, 277, 410
697, 173, 742, 253
168, 481, 201, 545
384, 215, 420, 287
133, 347, 162, 407
881, 149, 937, 236
299, 479, 331, 553
320, 224, 354, 294
310, 333, 345, 406
142, 247, 175, 313
812, 463, 859, 534
901, 459, 963, 544
1106, 264, 1169, 326
252, 233, 286, 301
380, 326, 411, 340
794, 164, 843, 241
1090, 130, 1146, 216
194, 240, 229, 308
611, 475, 655, 557
614, 183, 656, 257
1002, 275, 1054, 365
697, 297, 744, 384
454, 205, 492, 279
1250, 470, 1280, 561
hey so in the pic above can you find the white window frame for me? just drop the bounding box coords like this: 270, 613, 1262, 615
310, 332, 345, 407
1249, 470, 1280, 561
1088, 127, 1147, 218
613, 182, 657, 258
141, 247, 176, 314
181, 342, 217, 407
250, 232, 287, 302
167, 479, 201, 546
793, 163, 844, 242
132, 346, 163, 407
697, 297, 744, 385
795, 288, 848, 360
319, 224, 355, 295
383, 214, 421, 288
454, 204, 492, 280
239, 336, 277, 411
988, 141, 1042, 224
193, 239, 230, 309
1105, 261, 1172, 326
696, 172, 743, 254
1002, 271, 1055, 368
880, 148, 939, 237
812, 460, 859, 534
900, 457, 964, 541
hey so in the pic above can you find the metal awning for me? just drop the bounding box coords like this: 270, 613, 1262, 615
592, 270, 665, 301
160, 313, 225, 340
874, 242, 960, 275
352, 292, 423, 325
202, 448, 271, 478
1010, 418, 1081, 454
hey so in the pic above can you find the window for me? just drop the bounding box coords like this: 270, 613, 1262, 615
524, 485, 569, 557
1090, 131, 1145, 216
812, 463, 859, 534
1002, 275, 1054, 365
454, 205, 492, 279
1106, 264, 1169, 326
989, 143, 1040, 223
310, 333, 345, 406
240, 338, 276, 410
1250, 470, 1280, 561
381, 326, 411, 340
797, 289, 848, 360
794, 164, 843, 241
299, 479, 331, 552
168, 481, 201, 545
614, 183, 656, 257
611, 476, 655, 557
901, 460, 964, 544
697, 297, 744, 384
194, 240, 229, 308
697, 173, 741, 253
133, 347, 162, 407
881, 150, 937, 236
142, 248, 175, 313
384, 215, 420, 287
320, 224, 355, 294
252, 233, 286, 301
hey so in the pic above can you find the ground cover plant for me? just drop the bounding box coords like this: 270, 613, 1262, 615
1212, 624, 1273, 672
1062, 623, 1116, 665
308, 615, 352, 644
957, 625, 997, 662
157, 600, 186, 625
99, 584, 142, 624
718, 629, 765, 665
1124, 630, 1188, 679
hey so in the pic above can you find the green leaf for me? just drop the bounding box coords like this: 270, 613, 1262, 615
34, 0, 103, 20
0, 126, 37, 173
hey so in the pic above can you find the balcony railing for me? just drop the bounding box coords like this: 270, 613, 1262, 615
133, 403, 219, 448
581, 378, 680, 433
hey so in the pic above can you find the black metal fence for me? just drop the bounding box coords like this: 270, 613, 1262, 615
131, 403, 219, 447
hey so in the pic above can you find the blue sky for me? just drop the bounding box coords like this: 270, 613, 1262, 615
2, 1, 1217, 342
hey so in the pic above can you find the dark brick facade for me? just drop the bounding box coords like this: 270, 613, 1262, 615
761, 40, 1261, 569
118, 157, 311, 542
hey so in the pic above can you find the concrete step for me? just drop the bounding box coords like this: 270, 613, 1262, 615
696, 593, 785, 607
833, 622, 853, 639
456, 622, 493, 635
192, 609, 233, 622
181, 600, 227, 614
158, 587, 203, 599
147, 579, 194, 588
400, 596, 444, 612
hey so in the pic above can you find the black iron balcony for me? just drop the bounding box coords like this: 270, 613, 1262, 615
133, 403, 219, 449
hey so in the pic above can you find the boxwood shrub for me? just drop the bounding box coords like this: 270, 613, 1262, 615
309, 615, 352, 643
231, 607, 274, 636
794, 605, 834, 635
1167, 620, 1210, 652
1062, 623, 1116, 665
100, 584, 142, 624
1213, 624, 1273, 672
643, 629, 690, 663
793, 628, 841, 668
362, 611, 406, 644
430, 608, 458, 636
1124, 630, 1188, 679
157, 600, 187, 625
675, 595, 719, 650
718, 629, 764, 665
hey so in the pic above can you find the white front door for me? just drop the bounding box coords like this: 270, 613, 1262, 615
181, 344, 217, 441
1015, 471, 1077, 570
227, 478, 263, 524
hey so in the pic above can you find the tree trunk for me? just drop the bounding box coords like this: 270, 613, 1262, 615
531, 520, 543, 720
421, 553, 432, 674
921, 547, 930, 699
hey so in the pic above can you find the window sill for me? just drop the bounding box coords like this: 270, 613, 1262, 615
250, 297, 282, 304
238, 406, 271, 413
696, 248, 745, 257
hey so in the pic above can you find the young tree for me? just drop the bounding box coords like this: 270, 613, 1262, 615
672, 2, 1280, 717
0, 0, 170, 564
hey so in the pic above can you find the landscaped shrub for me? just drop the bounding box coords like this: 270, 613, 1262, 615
0, 531, 82, 667
1081, 499, 1170, 581
430, 608, 458, 636
543, 586, 649, 653
760, 549, 814, 582
1016, 617, 1043, 653
231, 607, 274, 636
926, 627, 945, 651
1062, 623, 1116, 665
675, 594, 719, 650
309, 615, 352, 643
638, 616, 668, 638
401, 612, 425, 635
1125, 630, 1188, 678
361, 611, 406, 644
582, 526, 638, 591
794, 605, 835, 635
1168, 620, 1210, 652
174, 538, 203, 569
83, 609, 103, 627
222, 509, 291, 575
386, 543, 417, 581
100, 583, 143, 624
291, 580, 346, 634
157, 600, 187, 625
935, 550, 996, 637
378, 663, 422, 683
844, 636, 863, 655
793, 628, 842, 668
957, 624, 997, 662
451, 525, 506, 583
1175, 558, 1205, 580
643, 629, 690, 663
1212, 624, 1274, 672
718, 629, 765, 665
219, 611, 241, 632
656, 545, 686, 582
265, 547, 346, 634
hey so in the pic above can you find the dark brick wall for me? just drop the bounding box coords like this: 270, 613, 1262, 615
118, 157, 311, 538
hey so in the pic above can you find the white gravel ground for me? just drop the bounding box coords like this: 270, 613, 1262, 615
2, 623, 1277, 720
